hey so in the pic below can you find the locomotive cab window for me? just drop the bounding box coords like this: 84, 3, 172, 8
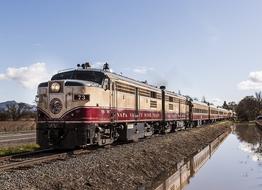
102, 78, 110, 90
51, 70, 106, 85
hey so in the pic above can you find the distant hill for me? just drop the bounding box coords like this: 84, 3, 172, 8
0, 101, 36, 112
0, 101, 16, 112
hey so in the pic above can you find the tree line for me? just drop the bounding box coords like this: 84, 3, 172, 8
234, 92, 262, 121
0, 103, 36, 121
198, 92, 261, 122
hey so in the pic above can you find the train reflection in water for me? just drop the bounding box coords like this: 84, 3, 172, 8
154, 132, 229, 190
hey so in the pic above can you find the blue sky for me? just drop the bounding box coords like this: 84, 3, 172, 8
0, 0, 262, 104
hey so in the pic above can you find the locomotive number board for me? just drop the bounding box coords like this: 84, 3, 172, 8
74, 94, 90, 101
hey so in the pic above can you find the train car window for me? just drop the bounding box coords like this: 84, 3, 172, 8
116, 82, 135, 94
139, 89, 150, 97
174, 98, 180, 103
193, 108, 208, 114
51, 71, 105, 84
150, 100, 157, 108
211, 110, 219, 114
156, 93, 162, 99
150, 91, 157, 98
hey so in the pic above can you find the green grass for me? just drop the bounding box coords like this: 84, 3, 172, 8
0, 143, 40, 156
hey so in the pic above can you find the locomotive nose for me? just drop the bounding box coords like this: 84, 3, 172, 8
48, 80, 66, 118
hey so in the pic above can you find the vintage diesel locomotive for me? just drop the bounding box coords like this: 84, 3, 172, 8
36, 63, 234, 149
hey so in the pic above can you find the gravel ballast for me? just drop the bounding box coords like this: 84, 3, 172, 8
0, 122, 231, 190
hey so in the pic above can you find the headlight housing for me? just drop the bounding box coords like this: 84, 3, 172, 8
50, 82, 61, 93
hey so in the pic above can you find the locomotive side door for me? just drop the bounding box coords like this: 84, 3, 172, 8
135, 87, 140, 120
110, 82, 117, 122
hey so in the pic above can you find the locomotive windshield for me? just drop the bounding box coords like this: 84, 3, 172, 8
51, 70, 105, 84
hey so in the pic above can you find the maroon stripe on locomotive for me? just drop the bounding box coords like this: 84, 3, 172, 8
38, 106, 189, 123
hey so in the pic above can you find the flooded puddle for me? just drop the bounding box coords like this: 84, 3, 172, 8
154, 123, 262, 190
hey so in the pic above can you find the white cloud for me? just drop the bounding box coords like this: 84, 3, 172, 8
0, 63, 50, 89
91, 62, 114, 72
209, 98, 223, 106
249, 71, 262, 83
92, 62, 104, 68
0, 74, 7, 80
238, 70, 262, 90
133, 66, 154, 74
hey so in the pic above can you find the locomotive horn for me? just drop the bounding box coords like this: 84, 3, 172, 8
103, 63, 110, 71
81, 62, 91, 69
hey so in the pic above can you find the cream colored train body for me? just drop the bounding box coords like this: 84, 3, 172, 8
36, 64, 233, 149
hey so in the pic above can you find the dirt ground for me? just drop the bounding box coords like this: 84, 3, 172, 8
0, 121, 232, 190
0, 120, 36, 133
0, 131, 36, 148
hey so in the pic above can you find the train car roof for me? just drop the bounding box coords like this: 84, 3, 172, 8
209, 105, 219, 109
56, 67, 216, 102
217, 107, 229, 112
56, 67, 160, 90
107, 71, 188, 99
59, 67, 188, 99
192, 100, 209, 107
106, 70, 161, 91
165, 90, 187, 100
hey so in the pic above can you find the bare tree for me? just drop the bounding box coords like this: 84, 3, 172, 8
222, 101, 229, 109
0, 112, 8, 121
6, 103, 32, 121
201, 96, 207, 103
228, 101, 237, 111
255, 91, 262, 102
255, 91, 262, 115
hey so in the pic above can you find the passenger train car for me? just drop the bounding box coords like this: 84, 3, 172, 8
36, 63, 234, 149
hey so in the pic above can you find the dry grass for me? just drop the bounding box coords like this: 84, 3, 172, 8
0, 120, 36, 132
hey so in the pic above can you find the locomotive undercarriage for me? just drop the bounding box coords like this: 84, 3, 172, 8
37, 120, 195, 149
37, 122, 155, 149
37, 122, 120, 149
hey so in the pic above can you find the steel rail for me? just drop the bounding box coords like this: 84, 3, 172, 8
0, 149, 91, 172
0, 148, 54, 162
0, 154, 64, 172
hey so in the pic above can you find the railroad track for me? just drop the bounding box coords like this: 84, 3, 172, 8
0, 148, 91, 172
0, 138, 136, 172
0, 122, 230, 173
0, 148, 54, 162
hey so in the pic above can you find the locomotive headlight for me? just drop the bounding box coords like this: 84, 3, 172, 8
50, 82, 61, 93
